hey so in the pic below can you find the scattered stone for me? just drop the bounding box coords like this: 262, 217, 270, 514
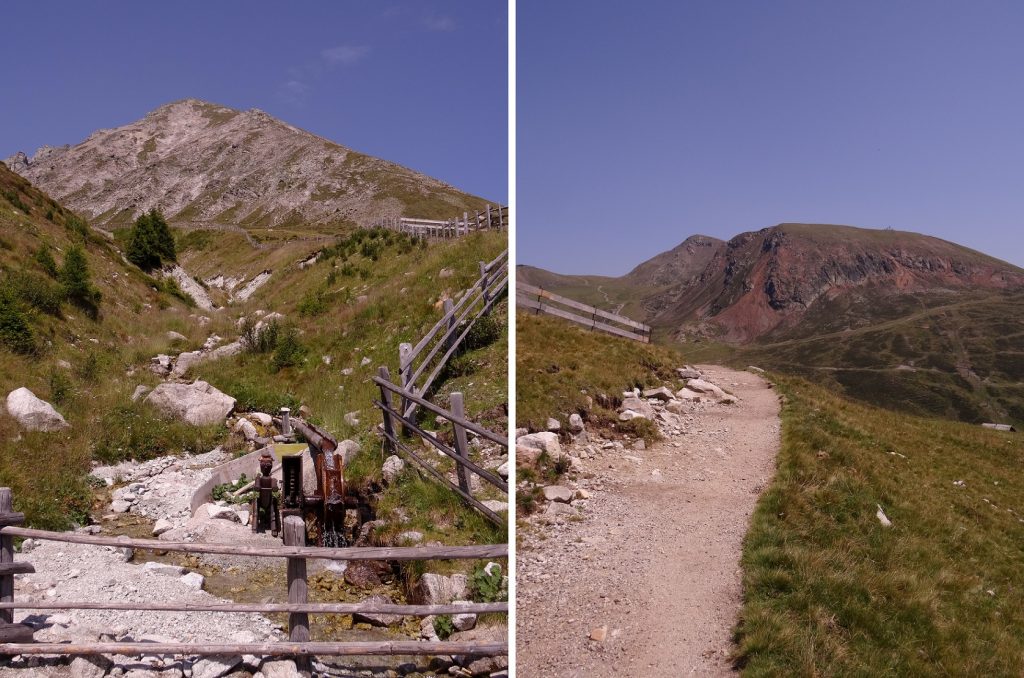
166, 331, 188, 343
260, 660, 301, 678
353, 594, 402, 627
876, 504, 893, 528
439, 267, 455, 278
568, 413, 585, 433
180, 572, 205, 590
676, 367, 701, 379
70, 655, 112, 678
132, 385, 152, 402
686, 379, 726, 399
414, 573, 468, 605
111, 500, 132, 514
482, 500, 509, 513
543, 486, 574, 503
496, 461, 509, 479
5, 387, 69, 431
396, 531, 424, 545
150, 354, 173, 376
382, 455, 405, 484
642, 387, 675, 402
344, 561, 383, 589
191, 655, 243, 678
207, 505, 241, 522
344, 411, 360, 426
234, 418, 258, 441
360, 356, 371, 366
451, 601, 477, 632
674, 387, 703, 401
143, 562, 186, 576
589, 625, 608, 642
152, 519, 173, 536
516, 432, 562, 459
248, 412, 273, 426
546, 417, 561, 432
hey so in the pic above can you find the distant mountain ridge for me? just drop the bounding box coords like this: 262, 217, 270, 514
521, 223, 1024, 343
6, 98, 490, 232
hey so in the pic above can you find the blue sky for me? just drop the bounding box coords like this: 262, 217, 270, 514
0, 2, 507, 203
519, 1, 1024, 273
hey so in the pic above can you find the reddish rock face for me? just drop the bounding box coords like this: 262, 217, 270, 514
527, 224, 1024, 344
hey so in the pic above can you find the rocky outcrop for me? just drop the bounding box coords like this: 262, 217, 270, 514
5, 387, 69, 431
144, 381, 236, 426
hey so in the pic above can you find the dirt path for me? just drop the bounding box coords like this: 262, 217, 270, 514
516, 366, 781, 676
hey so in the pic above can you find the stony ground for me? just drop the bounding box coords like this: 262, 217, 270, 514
516, 366, 780, 677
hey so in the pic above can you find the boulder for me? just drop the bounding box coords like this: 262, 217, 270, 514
451, 600, 477, 632
543, 486, 573, 503
190, 655, 242, 678
260, 660, 302, 678
619, 410, 644, 422
674, 387, 703, 401
248, 412, 273, 426
5, 388, 69, 432
234, 418, 258, 441
208, 341, 243, 360
145, 381, 236, 426
396, 530, 423, 544
546, 417, 561, 432
353, 594, 402, 627
166, 331, 188, 343
676, 367, 701, 380
642, 387, 675, 402
180, 572, 205, 590
482, 500, 509, 513
110, 500, 132, 513
344, 411, 360, 426
207, 505, 240, 522
382, 455, 405, 484
345, 561, 383, 589
496, 461, 509, 478
150, 354, 172, 376
568, 413, 585, 433
686, 379, 726, 399
516, 432, 562, 459
143, 562, 186, 576
170, 350, 203, 379
338, 439, 360, 465
70, 656, 111, 678
620, 396, 654, 417
152, 518, 173, 536
132, 384, 151, 402
414, 573, 468, 605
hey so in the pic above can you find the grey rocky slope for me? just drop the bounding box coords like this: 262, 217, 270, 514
6, 98, 489, 231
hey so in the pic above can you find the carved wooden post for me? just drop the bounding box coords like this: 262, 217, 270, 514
378, 366, 397, 454
284, 516, 309, 641
280, 407, 291, 435
449, 394, 472, 495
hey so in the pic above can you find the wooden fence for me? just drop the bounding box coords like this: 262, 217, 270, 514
516, 281, 651, 343
398, 250, 508, 417
0, 488, 506, 658
374, 205, 508, 240
374, 372, 508, 526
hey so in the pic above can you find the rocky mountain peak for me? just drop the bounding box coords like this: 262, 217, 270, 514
5, 99, 488, 231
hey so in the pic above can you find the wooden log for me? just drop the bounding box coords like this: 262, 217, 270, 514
479, 261, 490, 311
0, 527, 507, 561
0, 563, 34, 576
378, 366, 398, 454
450, 393, 473, 495
0, 600, 507, 615
283, 516, 309, 644
0, 623, 32, 643
0, 640, 508, 657
0, 513, 25, 527
0, 489, 12, 624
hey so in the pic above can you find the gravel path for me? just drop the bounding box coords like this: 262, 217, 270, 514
516, 366, 780, 676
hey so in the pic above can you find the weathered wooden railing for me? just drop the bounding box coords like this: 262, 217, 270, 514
0, 487, 507, 658
397, 249, 508, 418
516, 281, 651, 343
375, 372, 508, 526
374, 205, 508, 239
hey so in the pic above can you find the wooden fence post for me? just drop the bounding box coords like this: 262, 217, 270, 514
449, 394, 472, 495
399, 342, 414, 422
0, 488, 13, 625
479, 261, 490, 312
498, 206, 505, 230
486, 204, 492, 229
378, 366, 397, 454
280, 408, 291, 435
284, 516, 309, 642
463, 212, 468, 237
442, 299, 456, 352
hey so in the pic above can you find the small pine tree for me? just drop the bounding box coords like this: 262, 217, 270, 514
60, 245, 101, 314
126, 209, 176, 271
34, 244, 58, 278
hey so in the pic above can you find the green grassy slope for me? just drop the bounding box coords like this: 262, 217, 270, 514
0, 163, 216, 528
736, 374, 1024, 676
515, 312, 683, 436
686, 289, 1024, 428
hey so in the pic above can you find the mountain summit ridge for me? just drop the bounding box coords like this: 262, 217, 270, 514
6, 98, 489, 231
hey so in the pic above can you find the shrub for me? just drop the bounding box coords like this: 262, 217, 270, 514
126, 209, 176, 270
433, 615, 455, 640
298, 288, 329, 317
272, 326, 306, 371
0, 298, 34, 354
3, 270, 64, 316
157, 277, 196, 307
34, 244, 58, 277
465, 314, 503, 351
470, 563, 507, 602
48, 369, 73, 405
60, 245, 102, 315
64, 212, 89, 240
241, 317, 279, 354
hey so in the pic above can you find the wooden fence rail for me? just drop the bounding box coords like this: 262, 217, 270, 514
399, 249, 508, 418
516, 281, 651, 343
375, 372, 508, 526
0, 488, 507, 658
373, 205, 508, 239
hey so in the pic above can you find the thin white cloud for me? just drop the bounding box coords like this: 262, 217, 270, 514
424, 16, 456, 32
321, 45, 370, 66
278, 79, 310, 106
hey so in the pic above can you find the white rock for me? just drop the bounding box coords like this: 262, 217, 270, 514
415, 573, 468, 605
496, 461, 509, 479
180, 572, 205, 590
170, 350, 204, 379
143, 561, 186, 576
191, 655, 242, 678
131, 385, 151, 402
482, 500, 509, 513
207, 505, 241, 522
876, 504, 892, 528
568, 413, 585, 433
5, 387, 69, 431
70, 655, 112, 678
152, 518, 173, 536
166, 331, 188, 343
234, 418, 258, 441
451, 600, 477, 631
344, 411, 360, 426
248, 412, 273, 426
360, 356, 371, 366
546, 417, 561, 431
110, 500, 132, 513
260, 659, 301, 678
516, 432, 562, 459
396, 530, 423, 544
543, 486, 574, 503
144, 381, 236, 426
382, 455, 405, 484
